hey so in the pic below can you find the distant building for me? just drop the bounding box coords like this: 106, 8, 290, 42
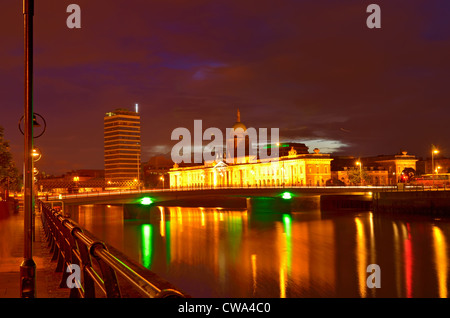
331, 156, 389, 186
416, 157, 450, 175
362, 151, 418, 184
331, 151, 418, 186
143, 155, 173, 188
37, 169, 105, 194
65, 169, 105, 180
104, 108, 141, 186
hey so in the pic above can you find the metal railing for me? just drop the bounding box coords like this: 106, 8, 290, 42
39, 200, 186, 298
381, 184, 449, 192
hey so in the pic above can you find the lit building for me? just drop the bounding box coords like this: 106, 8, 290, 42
104, 108, 141, 186
362, 151, 418, 184
417, 157, 450, 175
330, 151, 418, 186
143, 155, 173, 188
36, 169, 105, 194
169, 111, 333, 188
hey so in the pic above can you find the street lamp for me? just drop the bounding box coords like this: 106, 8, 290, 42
160, 176, 165, 190
20, 0, 36, 298
356, 161, 362, 186
137, 153, 141, 191
436, 166, 441, 178
31, 148, 41, 162
432, 146, 439, 188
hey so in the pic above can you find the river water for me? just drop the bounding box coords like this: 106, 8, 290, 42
67, 204, 450, 298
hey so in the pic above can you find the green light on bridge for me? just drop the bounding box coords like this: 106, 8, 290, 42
140, 197, 153, 205
281, 192, 293, 200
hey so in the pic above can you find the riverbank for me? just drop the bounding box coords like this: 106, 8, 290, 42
373, 190, 450, 215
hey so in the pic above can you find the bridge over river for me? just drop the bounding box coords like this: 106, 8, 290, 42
43, 186, 391, 217
45, 185, 450, 217
47, 186, 384, 205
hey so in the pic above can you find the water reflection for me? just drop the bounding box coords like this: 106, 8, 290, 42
355, 217, 368, 297
141, 224, 152, 268
70, 204, 450, 298
433, 226, 448, 298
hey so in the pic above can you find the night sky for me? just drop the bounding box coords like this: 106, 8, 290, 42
1, 0, 449, 175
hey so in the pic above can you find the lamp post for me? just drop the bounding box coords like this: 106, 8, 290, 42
137, 153, 141, 191
436, 166, 441, 184
160, 176, 165, 190
356, 161, 362, 186
20, 0, 36, 298
432, 146, 439, 188
30, 147, 41, 243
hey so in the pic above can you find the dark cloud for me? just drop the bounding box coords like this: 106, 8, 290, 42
1, 0, 449, 174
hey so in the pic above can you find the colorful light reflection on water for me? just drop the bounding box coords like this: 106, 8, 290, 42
70, 204, 450, 298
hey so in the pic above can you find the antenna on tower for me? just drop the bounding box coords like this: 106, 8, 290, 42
135, 103, 139, 113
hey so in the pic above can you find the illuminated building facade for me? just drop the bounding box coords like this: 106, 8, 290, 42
104, 108, 141, 185
169, 111, 333, 188
361, 152, 418, 184
417, 157, 450, 175
331, 151, 418, 186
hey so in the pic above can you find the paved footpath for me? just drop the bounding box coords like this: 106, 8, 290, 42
0, 208, 68, 298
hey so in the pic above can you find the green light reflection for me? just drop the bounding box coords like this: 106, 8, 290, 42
142, 224, 153, 268
282, 214, 292, 275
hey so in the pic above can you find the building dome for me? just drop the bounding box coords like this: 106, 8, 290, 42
232, 109, 246, 131
232, 121, 247, 131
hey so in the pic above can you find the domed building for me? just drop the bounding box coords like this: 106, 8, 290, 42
169, 109, 333, 188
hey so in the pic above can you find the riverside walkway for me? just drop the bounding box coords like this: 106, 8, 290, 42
0, 208, 67, 298
0, 203, 187, 299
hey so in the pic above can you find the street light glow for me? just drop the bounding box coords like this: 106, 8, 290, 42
281, 192, 293, 200
432, 145, 440, 187
140, 197, 153, 205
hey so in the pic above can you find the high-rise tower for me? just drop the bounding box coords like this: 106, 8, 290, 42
104, 108, 141, 185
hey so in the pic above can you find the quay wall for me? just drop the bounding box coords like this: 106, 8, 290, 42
320, 194, 372, 211
373, 191, 450, 215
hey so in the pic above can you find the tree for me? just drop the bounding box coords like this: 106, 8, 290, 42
347, 167, 371, 185
0, 126, 21, 198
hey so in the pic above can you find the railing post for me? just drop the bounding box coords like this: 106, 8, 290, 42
72, 230, 96, 298
58, 219, 74, 288
90, 243, 121, 298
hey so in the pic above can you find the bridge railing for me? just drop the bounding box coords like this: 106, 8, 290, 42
46, 184, 450, 200
39, 200, 186, 298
